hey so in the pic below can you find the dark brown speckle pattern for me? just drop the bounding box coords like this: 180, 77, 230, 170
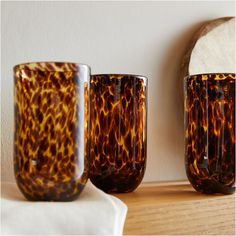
14, 62, 90, 201
89, 74, 147, 193
184, 73, 235, 194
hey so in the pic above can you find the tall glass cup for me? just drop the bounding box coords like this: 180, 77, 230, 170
184, 73, 235, 194
14, 62, 90, 201
89, 74, 148, 193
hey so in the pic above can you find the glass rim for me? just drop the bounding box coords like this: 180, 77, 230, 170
92, 73, 148, 82
13, 61, 91, 72
184, 73, 236, 80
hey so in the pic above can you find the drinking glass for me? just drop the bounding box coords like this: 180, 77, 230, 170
89, 74, 148, 193
184, 73, 235, 194
14, 62, 90, 201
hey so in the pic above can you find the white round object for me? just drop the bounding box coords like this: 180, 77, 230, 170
181, 17, 235, 77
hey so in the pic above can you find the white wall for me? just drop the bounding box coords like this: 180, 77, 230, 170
1, 1, 235, 182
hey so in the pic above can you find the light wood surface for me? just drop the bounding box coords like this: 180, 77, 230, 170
113, 181, 235, 235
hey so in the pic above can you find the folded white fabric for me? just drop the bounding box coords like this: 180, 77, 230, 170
1, 180, 127, 235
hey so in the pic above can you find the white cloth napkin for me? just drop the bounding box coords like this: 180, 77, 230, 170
1, 180, 127, 235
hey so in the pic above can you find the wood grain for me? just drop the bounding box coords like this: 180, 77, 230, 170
113, 181, 235, 235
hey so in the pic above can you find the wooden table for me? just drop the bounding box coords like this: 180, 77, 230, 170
113, 181, 235, 235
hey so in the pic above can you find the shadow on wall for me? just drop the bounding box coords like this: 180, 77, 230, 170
152, 21, 206, 165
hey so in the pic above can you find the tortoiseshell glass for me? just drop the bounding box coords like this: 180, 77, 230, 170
14, 62, 90, 201
89, 74, 148, 193
184, 73, 235, 194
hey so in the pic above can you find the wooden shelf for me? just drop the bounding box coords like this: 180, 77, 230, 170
113, 181, 235, 235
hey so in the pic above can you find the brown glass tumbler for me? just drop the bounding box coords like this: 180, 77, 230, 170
89, 74, 148, 193
184, 73, 235, 194
14, 62, 90, 201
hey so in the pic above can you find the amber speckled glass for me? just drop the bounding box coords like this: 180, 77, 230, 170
89, 74, 148, 193
184, 73, 235, 194
14, 62, 90, 201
